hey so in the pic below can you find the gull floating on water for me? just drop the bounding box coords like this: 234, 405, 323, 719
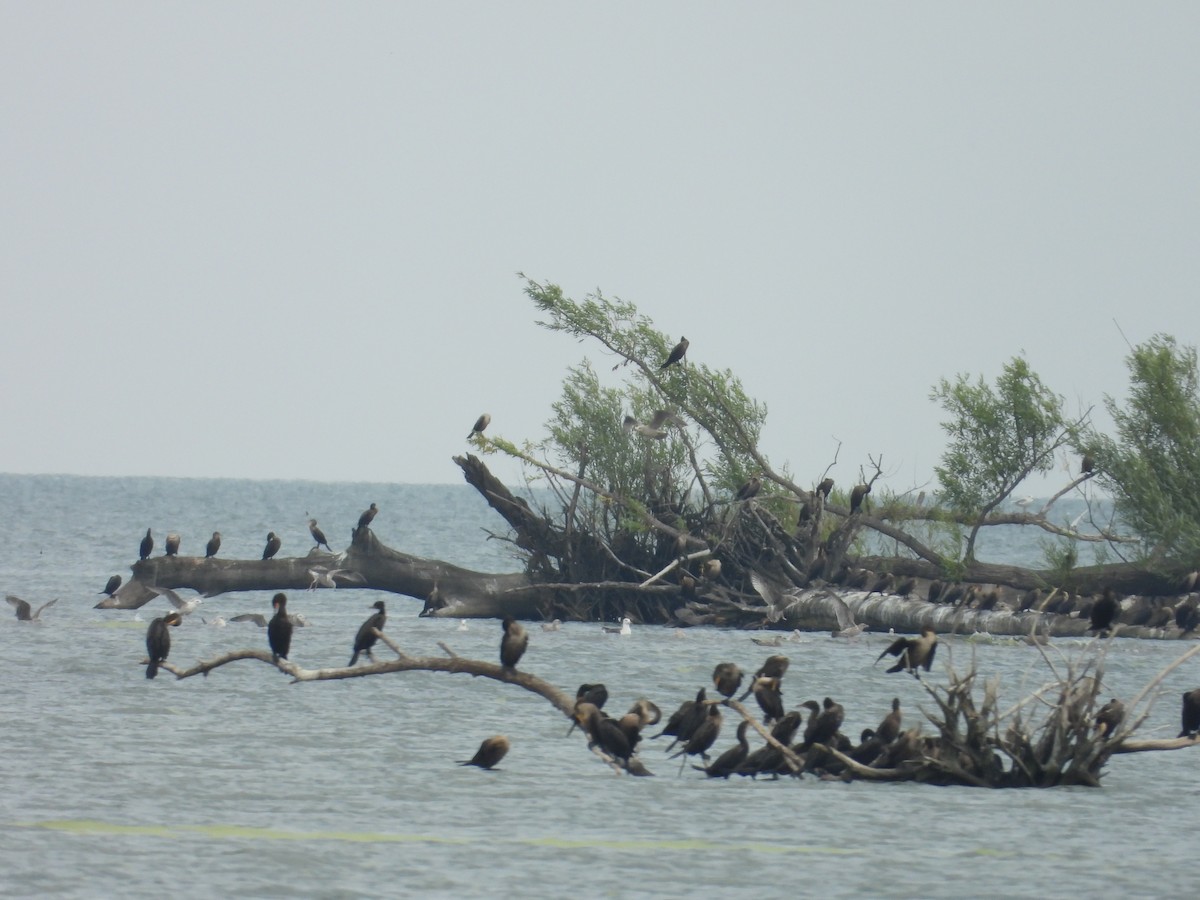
458, 619, 469, 632
602, 617, 632, 636
541, 619, 562, 632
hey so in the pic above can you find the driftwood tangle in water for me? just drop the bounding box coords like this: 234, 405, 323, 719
155, 624, 1200, 788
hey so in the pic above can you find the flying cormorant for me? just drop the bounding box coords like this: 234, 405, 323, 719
348, 601, 387, 666
205, 531, 221, 558
308, 519, 331, 551
268, 593, 293, 662
459, 735, 510, 769
262, 532, 282, 561
876, 626, 938, 675
145, 611, 183, 678
660, 336, 689, 370
500, 617, 529, 669
468, 413, 491, 440
139, 528, 154, 560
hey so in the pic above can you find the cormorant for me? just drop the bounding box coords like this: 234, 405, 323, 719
928, 580, 944, 603
500, 617, 529, 669
574, 702, 632, 763
799, 697, 844, 751
1081, 454, 1095, 476
6, 595, 57, 622
849, 484, 870, 514
669, 704, 722, 772
876, 626, 938, 675
816, 477, 834, 499
876, 698, 902, 744
467, 413, 491, 440
735, 475, 762, 501
262, 532, 282, 560
164, 532, 181, 556
1094, 698, 1124, 738
308, 519, 331, 551
205, 531, 221, 558
894, 576, 916, 598
139, 528, 154, 560
660, 336, 689, 370
748, 676, 784, 724
100, 575, 122, 597
655, 688, 705, 744
1179, 689, 1200, 738
1175, 599, 1200, 634
459, 735, 510, 769
357, 503, 379, 531
697, 720, 750, 778
1090, 587, 1119, 635
576, 683, 609, 709
711, 662, 744, 698
348, 601, 387, 666
268, 592, 293, 662
145, 611, 183, 679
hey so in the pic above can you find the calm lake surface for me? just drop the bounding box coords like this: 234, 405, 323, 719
0, 474, 1196, 899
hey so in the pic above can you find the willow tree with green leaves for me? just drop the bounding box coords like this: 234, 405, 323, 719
931, 356, 1086, 563
1084, 334, 1200, 570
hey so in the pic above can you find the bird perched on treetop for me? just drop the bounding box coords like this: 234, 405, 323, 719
660, 336, 689, 370
468, 413, 491, 440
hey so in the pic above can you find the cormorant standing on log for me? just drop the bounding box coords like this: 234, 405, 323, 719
661, 336, 689, 370
800, 697, 844, 751
267, 593, 293, 662
1179, 689, 1200, 738
711, 662, 743, 698
348, 601, 386, 666
205, 531, 221, 558
1094, 698, 1125, 738
850, 483, 870, 514
145, 611, 182, 679
262, 532, 281, 561
500, 617, 529, 669
139, 528, 154, 560
697, 720, 750, 778
1090, 587, 1118, 635
357, 503, 378, 532
459, 735, 510, 769
574, 702, 632, 763
655, 688, 705, 743
467, 413, 491, 440
876, 626, 938, 675
735, 474, 761, 501
308, 519, 331, 551
100, 575, 122, 597
876, 698, 902, 744
165, 533, 180, 556
816, 477, 834, 499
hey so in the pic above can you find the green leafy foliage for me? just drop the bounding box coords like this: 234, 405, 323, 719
1086, 335, 1200, 563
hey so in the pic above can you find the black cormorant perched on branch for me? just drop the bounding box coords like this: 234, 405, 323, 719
660, 336, 689, 370
349, 601, 386, 666
268, 593, 293, 662
1179, 689, 1200, 738
500, 617, 529, 669
145, 611, 182, 679
876, 626, 938, 675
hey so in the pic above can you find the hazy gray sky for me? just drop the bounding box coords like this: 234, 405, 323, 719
3, 4, 1198, 495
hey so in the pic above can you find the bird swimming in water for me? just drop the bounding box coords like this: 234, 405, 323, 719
459, 735, 510, 769
6, 595, 57, 622
876, 626, 938, 675
100, 575, 122, 597
712, 662, 744, 699
145, 611, 183, 679
660, 336, 689, 370
139, 528, 154, 560
308, 518, 331, 551
602, 617, 632, 635
1179, 689, 1200, 738
348, 601, 387, 666
1089, 587, 1119, 636
467, 413, 491, 440
268, 593, 293, 662
541, 619, 562, 632
457, 619, 469, 632
164, 532, 181, 556
357, 503, 379, 531
205, 531, 221, 558
262, 532, 282, 560
1094, 698, 1124, 738
500, 617, 529, 669
849, 483, 870, 514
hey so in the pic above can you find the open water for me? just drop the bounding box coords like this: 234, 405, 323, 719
0, 474, 1196, 899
